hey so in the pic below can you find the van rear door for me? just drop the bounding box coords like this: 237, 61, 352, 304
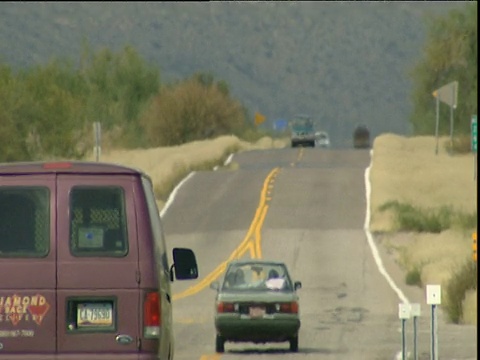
0, 175, 56, 355
56, 174, 141, 355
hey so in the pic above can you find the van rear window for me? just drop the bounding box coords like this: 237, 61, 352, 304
70, 187, 128, 257
0, 187, 50, 257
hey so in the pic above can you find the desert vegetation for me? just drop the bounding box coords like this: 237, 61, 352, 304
369, 134, 477, 324
0, 46, 272, 162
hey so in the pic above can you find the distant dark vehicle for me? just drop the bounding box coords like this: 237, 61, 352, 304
353, 125, 370, 149
290, 114, 316, 148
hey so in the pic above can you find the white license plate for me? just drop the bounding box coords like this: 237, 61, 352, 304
77, 303, 113, 327
249, 306, 266, 318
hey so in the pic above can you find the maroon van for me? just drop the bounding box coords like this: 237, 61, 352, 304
0, 161, 198, 359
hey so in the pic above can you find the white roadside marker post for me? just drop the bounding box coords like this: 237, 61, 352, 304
398, 303, 411, 360
410, 303, 421, 360
426, 285, 441, 360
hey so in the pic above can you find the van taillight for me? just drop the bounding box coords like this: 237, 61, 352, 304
144, 292, 161, 338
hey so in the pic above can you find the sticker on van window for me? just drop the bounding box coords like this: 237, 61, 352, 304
0, 294, 50, 326
77, 227, 105, 249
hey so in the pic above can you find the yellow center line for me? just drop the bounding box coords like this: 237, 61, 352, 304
173, 167, 281, 360
199, 354, 221, 360
254, 204, 269, 259
172, 167, 280, 301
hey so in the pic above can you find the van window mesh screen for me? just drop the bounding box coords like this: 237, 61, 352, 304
0, 187, 50, 257
70, 187, 128, 257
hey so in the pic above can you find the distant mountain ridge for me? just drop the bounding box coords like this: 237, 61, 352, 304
0, 2, 465, 147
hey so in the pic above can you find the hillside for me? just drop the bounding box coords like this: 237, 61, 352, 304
0, 2, 466, 146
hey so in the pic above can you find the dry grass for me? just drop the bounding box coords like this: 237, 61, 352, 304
369, 133, 477, 324
463, 289, 477, 324
85, 135, 288, 208
370, 134, 476, 232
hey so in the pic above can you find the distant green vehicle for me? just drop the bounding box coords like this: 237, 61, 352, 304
210, 259, 302, 353
290, 114, 316, 147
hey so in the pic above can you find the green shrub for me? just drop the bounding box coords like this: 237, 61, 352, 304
453, 212, 478, 230
405, 266, 423, 287
378, 201, 476, 232
444, 135, 475, 154
443, 259, 477, 324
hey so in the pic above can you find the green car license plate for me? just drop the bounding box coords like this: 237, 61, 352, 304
77, 302, 113, 327
249, 306, 265, 318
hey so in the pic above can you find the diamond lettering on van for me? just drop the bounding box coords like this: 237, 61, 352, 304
0, 294, 50, 326
0, 294, 24, 326
27, 294, 50, 325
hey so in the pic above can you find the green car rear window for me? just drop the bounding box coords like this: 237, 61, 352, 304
70, 186, 128, 257
223, 263, 293, 291
0, 187, 50, 257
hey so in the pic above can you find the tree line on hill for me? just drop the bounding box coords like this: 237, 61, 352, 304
0, 2, 476, 162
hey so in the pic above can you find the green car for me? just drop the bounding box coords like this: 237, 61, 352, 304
210, 260, 302, 353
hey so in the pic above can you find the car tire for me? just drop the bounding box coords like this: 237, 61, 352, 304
289, 336, 299, 352
215, 335, 225, 353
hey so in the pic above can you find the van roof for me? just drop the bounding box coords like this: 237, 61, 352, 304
0, 161, 147, 177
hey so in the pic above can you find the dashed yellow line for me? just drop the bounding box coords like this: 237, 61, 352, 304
291, 147, 304, 167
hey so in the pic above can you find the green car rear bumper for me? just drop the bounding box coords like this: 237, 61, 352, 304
215, 315, 300, 342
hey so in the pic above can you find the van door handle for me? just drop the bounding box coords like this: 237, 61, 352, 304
166, 293, 171, 303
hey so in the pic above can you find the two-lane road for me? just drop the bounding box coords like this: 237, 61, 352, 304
163, 147, 476, 360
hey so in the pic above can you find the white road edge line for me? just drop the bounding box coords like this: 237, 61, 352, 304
160, 171, 196, 219
365, 150, 409, 360
365, 149, 410, 305
160, 153, 234, 218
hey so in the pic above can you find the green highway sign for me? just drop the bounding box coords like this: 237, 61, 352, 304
472, 115, 477, 152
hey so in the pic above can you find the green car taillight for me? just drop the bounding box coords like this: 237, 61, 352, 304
217, 301, 236, 313
277, 301, 299, 314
